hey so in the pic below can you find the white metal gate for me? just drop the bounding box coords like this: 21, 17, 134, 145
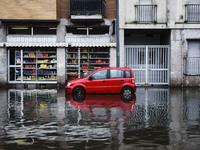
125, 45, 170, 85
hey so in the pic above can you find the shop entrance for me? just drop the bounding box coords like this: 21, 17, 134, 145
124, 45, 170, 85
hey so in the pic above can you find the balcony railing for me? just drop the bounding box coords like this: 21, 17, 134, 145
135, 5, 157, 23
7, 35, 57, 43
66, 35, 110, 43
185, 4, 200, 22
70, 0, 106, 17
184, 57, 200, 75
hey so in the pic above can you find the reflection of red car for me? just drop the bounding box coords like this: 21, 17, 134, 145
66, 94, 136, 111
65, 67, 136, 95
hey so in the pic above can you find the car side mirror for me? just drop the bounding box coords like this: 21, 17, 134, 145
89, 76, 94, 80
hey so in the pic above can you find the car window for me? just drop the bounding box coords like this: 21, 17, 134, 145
110, 69, 124, 79
125, 71, 132, 78
90, 69, 107, 80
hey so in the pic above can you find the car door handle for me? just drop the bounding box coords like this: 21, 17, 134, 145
120, 80, 124, 82
102, 81, 106, 82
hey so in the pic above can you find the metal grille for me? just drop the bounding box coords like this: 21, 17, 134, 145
70, 0, 106, 17
185, 4, 200, 22
184, 57, 200, 75
125, 45, 170, 85
135, 5, 157, 22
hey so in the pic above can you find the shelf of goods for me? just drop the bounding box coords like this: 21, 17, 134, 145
16, 50, 57, 81
66, 48, 110, 81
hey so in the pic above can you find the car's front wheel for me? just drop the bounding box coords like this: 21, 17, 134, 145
73, 87, 86, 97
121, 87, 134, 101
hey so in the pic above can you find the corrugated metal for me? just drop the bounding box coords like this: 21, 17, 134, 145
125, 45, 170, 85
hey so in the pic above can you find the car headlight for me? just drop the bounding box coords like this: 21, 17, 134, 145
67, 83, 71, 86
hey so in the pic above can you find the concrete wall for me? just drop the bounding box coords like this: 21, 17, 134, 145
170, 30, 184, 86
171, 29, 200, 86
57, 48, 66, 87
119, 0, 167, 29
0, 21, 7, 86
0, 47, 7, 86
0, 89, 8, 137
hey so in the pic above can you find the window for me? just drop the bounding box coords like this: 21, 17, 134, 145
66, 26, 109, 35
91, 69, 107, 80
187, 0, 200, 22
110, 69, 124, 79
125, 71, 132, 78
7, 26, 57, 35
185, 40, 200, 75
33, 27, 56, 35
8, 26, 31, 35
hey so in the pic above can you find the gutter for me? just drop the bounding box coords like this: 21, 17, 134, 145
116, 0, 120, 67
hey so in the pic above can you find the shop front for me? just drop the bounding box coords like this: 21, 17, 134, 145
66, 47, 110, 81
8, 47, 57, 84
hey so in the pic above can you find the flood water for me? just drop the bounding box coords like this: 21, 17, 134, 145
0, 87, 200, 150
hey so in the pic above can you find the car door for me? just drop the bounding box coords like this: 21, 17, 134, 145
107, 69, 125, 93
84, 69, 108, 93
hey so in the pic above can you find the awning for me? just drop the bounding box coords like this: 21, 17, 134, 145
0, 43, 4, 47
5, 43, 68, 47
70, 43, 116, 47
4, 42, 116, 48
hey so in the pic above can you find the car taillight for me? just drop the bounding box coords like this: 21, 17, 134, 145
132, 78, 135, 83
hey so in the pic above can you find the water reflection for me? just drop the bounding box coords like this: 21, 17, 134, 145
0, 88, 199, 150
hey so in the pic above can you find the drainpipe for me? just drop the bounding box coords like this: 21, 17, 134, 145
116, 0, 120, 67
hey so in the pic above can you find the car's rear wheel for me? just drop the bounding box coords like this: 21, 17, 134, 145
121, 87, 134, 101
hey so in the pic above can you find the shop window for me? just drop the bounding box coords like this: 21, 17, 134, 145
9, 67, 21, 81
8, 48, 57, 83
66, 47, 110, 81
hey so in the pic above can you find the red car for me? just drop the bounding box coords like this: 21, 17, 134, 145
65, 67, 136, 95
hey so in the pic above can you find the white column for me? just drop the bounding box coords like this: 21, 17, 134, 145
119, 29, 124, 67
110, 48, 116, 67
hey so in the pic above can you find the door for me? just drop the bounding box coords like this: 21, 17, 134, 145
8, 49, 23, 82
125, 45, 170, 85
139, 0, 153, 22
107, 69, 125, 93
85, 69, 108, 93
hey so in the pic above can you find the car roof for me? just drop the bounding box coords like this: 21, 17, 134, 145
97, 67, 132, 71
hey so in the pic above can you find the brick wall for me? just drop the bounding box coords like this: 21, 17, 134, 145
0, 0, 59, 20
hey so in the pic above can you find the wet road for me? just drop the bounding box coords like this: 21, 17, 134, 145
0, 87, 200, 150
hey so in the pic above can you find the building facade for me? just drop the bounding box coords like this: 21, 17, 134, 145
1, 0, 200, 87
0, 0, 117, 87
119, 0, 200, 86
